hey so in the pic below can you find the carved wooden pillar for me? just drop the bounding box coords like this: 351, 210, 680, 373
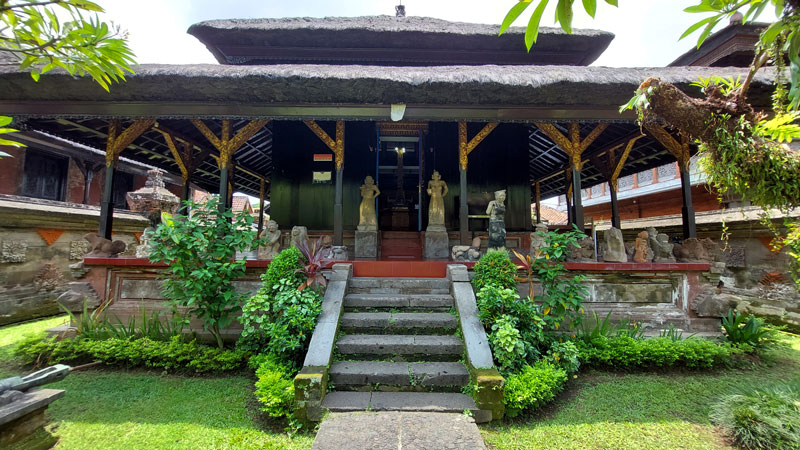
534, 181, 541, 224
458, 121, 498, 244
99, 118, 155, 239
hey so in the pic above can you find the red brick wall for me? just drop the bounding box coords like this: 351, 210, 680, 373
584, 185, 722, 222
0, 146, 24, 195
65, 158, 85, 203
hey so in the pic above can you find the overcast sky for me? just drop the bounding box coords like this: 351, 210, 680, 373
101, 0, 775, 67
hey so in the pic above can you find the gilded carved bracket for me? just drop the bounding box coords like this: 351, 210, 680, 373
458, 121, 499, 170
191, 119, 269, 169
535, 122, 608, 171
645, 125, 692, 170
105, 118, 155, 167
305, 120, 345, 170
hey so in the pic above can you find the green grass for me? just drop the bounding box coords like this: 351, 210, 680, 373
482, 333, 800, 450
0, 316, 313, 450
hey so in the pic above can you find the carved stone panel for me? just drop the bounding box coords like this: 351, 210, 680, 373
637, 169, 654, 186
657, 163, 676, 181
618, 175, 634, 191
69, 240, 91, 260
1, 241, 28, 263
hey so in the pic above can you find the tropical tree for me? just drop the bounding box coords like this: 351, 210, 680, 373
501, 0, 800, 288
0, 0, 136, 149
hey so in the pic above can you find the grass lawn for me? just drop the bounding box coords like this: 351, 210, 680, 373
4, 316, 799, 450
481, 333, 800, 449
0, 317, 314, 450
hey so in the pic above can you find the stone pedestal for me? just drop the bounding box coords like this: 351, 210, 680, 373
424, 230, 449, 259
355, 231, 378, 258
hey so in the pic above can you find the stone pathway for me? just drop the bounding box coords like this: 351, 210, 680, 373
311, 411, 486, 450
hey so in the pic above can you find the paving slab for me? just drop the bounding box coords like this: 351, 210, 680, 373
312, 411, 486, 450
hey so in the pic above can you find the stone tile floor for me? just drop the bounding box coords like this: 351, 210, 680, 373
311, 411, 486, 450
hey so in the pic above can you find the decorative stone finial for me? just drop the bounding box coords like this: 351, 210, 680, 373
395, 3, 406, 17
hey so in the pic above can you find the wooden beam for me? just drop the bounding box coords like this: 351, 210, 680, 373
104, 118, 155, 167
609, 135, 644, 190
192, 119, 270, 169
644, 125, 691, 169
304, 120, 345, 169
458, 121, 498, 170
535, 122, 608, 169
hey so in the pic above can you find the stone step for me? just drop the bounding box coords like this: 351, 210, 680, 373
341, 312, 457, 334
336, 334, 463, 361
348, 277, 450, 294
344, 293, 453, 310
321, 392, 480, 416
329, 361, 469, 389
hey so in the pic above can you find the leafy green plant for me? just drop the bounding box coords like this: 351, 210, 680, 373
545, 340, 581, 374
576, 335, 743, 370
15, 334, 247, 373
710, 383, 800, 450
659, 324, 694, 341
503, 360, 568, 417
722, 309, 778, 349
294, 236, 334, 291
260, 279, 322, 369
472, 249, 519, 292
0, 116, 24, 151
489, 314, 527, 373
149, 197, 260, 348
254, 356, 296, 420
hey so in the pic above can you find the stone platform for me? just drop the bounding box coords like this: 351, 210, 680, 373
311, 411, 486, 450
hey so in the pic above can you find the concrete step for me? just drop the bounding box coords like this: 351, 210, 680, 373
329, 361, 469, 389
341, 312, 458, 334
321, 392, 481, 416
348, 277, 450, 294
336, 334, 463, 361
344, 294, 453, 310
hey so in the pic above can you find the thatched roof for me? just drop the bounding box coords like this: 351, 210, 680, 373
0, 63, 774, 119
188, 16, 614, 66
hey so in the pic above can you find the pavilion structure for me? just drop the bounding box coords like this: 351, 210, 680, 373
0, 15, 775, 261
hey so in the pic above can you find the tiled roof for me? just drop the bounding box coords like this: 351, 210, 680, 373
232, 195, 252, 213
533, 204, 568, 225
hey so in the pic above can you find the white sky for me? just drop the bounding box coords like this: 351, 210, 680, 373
101, 0, 777, 67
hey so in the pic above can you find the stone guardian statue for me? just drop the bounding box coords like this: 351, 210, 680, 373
357, 176, 380, 231
258, 220, 281, 260
426, 170, 448, 232
486, 190, 507, 250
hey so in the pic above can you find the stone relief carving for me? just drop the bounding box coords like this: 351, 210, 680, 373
1, 241, 27, 263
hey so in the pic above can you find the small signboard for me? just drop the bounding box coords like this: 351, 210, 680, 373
313, 153, 333, 162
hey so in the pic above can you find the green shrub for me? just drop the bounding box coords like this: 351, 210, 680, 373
15, 334, 246, 373
545, 340, 581, 374
254, 357, 296, 420
710, 383, 800, 450
576, 336, 742, 370
504, 360, 568, 417
472, 249, 518, 292
576, 312, 645, 343
261, 247, 305, 291
722, 309, 780, 349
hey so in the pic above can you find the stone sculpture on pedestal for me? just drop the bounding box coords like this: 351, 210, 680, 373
601, 227, 627, 262
258, 220, 281, 260
125, 168, 180, 214
84, 233, 126, 257
424, 170, 449, 259
648, 228, 676, 263
355, 176, 380, 258
486, 190, 507, 250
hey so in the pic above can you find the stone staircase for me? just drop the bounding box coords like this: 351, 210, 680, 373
322, 277, 480, 414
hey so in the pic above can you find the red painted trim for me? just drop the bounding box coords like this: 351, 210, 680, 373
83, 258, 709, 276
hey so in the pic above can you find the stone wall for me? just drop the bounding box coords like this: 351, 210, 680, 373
0, 195, 149, 325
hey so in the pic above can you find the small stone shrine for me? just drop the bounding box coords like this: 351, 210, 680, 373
125, 168, 180, 214
424, 170, 449, 259
355, 176, 380, 258
258, 220, 282, 260
486, 190, 507, 250
601, 227, 627, 262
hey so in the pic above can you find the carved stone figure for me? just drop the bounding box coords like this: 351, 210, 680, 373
451, 237, 482, 262
633, 231, 651, 263
258, 220, 281, 260
84, 233, 126, 257
601, 227, 627, 263
653, 233, 676, 263
358, 176, 380, 231
291, 226, 308, 249
567, 237, 595, 262
486, 190, 507, 249
530, 222, 548, 257
426, 170, 448, 232
673, 237, 711, 262
135, 210, 162, 259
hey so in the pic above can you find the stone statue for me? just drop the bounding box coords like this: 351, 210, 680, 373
486, 190, 507, 250
567, 237, 596, 262
426, 170, 448, 232
135, 210, 161, 258
84, 233, 126, 258
451, 236, 481, 262
601, 227, 627, 262
673, 237, 712, 262
357, 176, 380, 231
633, 231, 652, 263
258, 220, 281, 260
291, 226, 308, 249
530, 222, 548, 258
648, 229, 676, 263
